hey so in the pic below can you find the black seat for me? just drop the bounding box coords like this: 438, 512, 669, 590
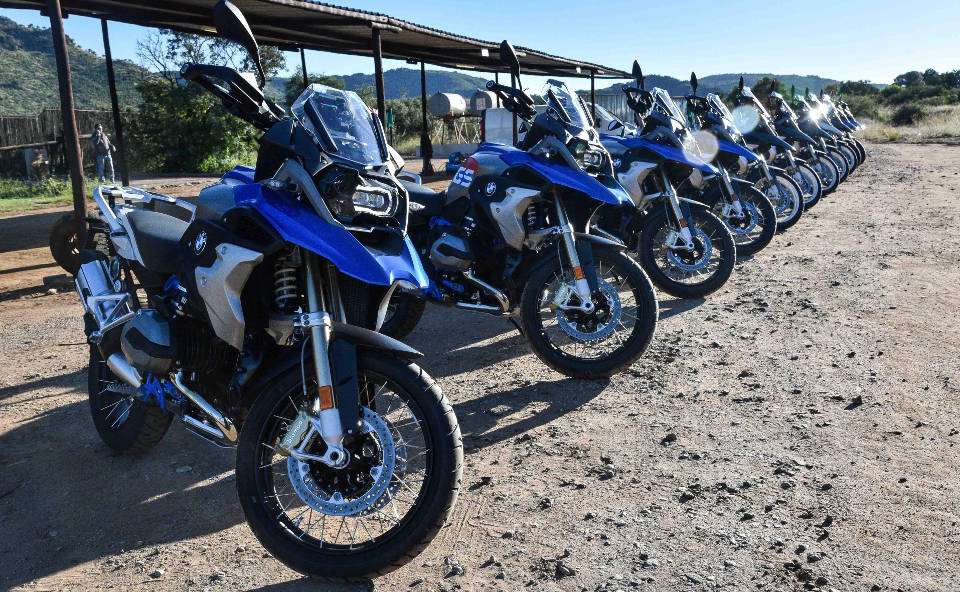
125, 209, 189, 275
400, 179, 444, 219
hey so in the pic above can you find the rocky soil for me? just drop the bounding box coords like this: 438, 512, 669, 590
0, 143, 958, 591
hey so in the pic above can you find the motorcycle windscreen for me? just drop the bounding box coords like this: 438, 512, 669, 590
716, 138, 761, 162
233, 183, 429, 289
484, 143, 632, 205
612, 136, 717, 174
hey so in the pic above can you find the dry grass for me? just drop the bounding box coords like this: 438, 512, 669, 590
860, 104, 960, 142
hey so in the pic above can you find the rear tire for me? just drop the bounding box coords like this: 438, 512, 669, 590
88, 346, 172, 454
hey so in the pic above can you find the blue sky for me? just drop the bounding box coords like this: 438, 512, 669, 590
2, 0, 957, 91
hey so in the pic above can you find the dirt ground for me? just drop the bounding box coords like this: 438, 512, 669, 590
1, 143, 958, 592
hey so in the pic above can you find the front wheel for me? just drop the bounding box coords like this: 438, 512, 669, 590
719, 186, 777, 257
638, 208, 736, 299
792, 163, 823, 209
764, 173, 803, 231
236, 352, 462, 582
520, 244, 658, 379
811, 155, 839, 195
828, 148, 850, 183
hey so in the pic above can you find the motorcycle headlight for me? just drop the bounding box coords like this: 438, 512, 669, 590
569, 138, 605, 171
322, 170, 397, 221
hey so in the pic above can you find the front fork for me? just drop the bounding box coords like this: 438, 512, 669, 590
659, 168, 694, 250
717, 166, 746, 218
278, 251, 348, 468
554, 197, 596, 312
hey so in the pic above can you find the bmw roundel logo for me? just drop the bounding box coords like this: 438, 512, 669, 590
195, 230, 207, 254
613, 158, 622, 169
485, 182, 497, 195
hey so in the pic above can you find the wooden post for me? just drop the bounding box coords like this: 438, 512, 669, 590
419, 61, 434, 175
47, 0, 85, 219
590, 70, 596, 125
101, 19, 129, 187
300, 47, 308, 91
371, 27, 386, 123
510, 72, 518, 146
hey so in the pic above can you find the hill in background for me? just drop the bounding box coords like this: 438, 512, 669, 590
0, 16, 151, 115
594, 72, 845, 97
266, 68, 492, 101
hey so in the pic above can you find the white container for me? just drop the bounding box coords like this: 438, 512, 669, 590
469, 90, 498, 113
428, 92, 467, 118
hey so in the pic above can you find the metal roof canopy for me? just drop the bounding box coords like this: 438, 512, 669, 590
0, 0, 630, 78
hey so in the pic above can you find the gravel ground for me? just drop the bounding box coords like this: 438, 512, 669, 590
0, 142, 958, 592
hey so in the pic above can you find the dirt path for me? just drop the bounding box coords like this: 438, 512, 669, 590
0, 143, 958, 591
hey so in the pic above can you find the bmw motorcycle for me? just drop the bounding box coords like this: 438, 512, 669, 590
384, 42, 658, 378
594, 63, 737, 299
792, 94, 853, 182
73, 0, 461, 581
807, 93, 861, 173
729, 79, 806, 230
766, 90, 840, 200
820, 93, 867, 164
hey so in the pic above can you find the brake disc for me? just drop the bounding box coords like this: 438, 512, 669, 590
287, 407, 396, 517
726, 201, 759, 236
666, 227, 713, 272
556, 278, 622, 341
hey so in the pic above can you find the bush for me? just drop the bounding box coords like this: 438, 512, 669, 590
846, 95, 880, 120
890, 103, 926, 126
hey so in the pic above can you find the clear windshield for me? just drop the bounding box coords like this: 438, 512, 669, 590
654, 88, 687, 126
593, 103, 619, 124
742, 86, 770, 118
770, 91, 795, 118
707, 93, 735, 124
292, 84, 384, 165
543, 79, 593, 133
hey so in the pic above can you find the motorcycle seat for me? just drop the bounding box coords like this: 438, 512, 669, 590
400, 179, 445, 219
125, 209, 189, 275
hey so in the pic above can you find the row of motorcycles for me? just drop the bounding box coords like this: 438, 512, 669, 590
66, 0, 865, 581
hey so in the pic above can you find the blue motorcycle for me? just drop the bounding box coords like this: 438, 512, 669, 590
384, 42, 658, 378
72, 0, 461, 580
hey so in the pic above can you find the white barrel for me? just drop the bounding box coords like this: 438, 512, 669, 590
469, 90, 497, 113
428, 92, 466, 117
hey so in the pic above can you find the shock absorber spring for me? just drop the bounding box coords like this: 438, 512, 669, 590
273, 255, 299, 312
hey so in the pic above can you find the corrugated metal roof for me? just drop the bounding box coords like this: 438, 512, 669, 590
1, 0, 629, 78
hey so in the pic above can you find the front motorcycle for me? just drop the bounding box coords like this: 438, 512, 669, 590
74, 0, 461, 581
596, 63, 737, 299
384, 42, 658, 378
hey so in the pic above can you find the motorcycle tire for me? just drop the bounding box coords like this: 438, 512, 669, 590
237, 351, 462, 582
519, 244, 658, 379
793, 162, 824, 209
721, 186, 777, 257
638, 207, 736, 299
379, 292, 426, 340
88, 345, 173, 454
812, 154, 840, 195
766, 172, 804, 231
828, 148, 849, 183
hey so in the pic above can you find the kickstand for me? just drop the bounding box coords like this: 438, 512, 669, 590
507, 317, 524, 336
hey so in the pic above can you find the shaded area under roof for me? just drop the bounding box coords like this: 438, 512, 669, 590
0, 0, 630, 78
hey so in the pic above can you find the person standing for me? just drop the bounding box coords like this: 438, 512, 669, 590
91, 123, 116, 183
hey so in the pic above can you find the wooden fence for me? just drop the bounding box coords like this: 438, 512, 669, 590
0, 108, 132, 176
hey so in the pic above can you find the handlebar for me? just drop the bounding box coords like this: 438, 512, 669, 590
486, 80, 537, 121
181, 63, 284, 130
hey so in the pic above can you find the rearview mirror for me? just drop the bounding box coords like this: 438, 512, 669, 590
214, 0, 265, 87
632, 60, 644, 89
499, 40, 521, 80
738, 76, 744, 91
690, 72, 698, 95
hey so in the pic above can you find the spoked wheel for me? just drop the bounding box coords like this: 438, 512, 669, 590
828, 148, 849, 183
237, 352, 462, 582
838, 142, 859, 172
811, 155, 839, 195
791, 162, 823, 209
88, 346, 172, 453
638, 208, 736, 299
719, 186, 776, 257
764, 172, 803, 231
520, 244, 658, 378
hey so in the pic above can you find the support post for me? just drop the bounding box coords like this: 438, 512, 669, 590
419, 61, 434, 175
510, 72, 518, 146
101, 19, 129, 186
47, 0, 85, 219
590, 70, 596, 125
371, 27, 386, 124
300, 47, 308, 90
494, 71, 500, 107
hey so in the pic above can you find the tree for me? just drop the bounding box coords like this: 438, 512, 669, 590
282, 65, 345, 107
894, 70, 924, 87
922, 68, 941, 86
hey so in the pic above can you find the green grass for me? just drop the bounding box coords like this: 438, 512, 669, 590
0, 176, 77, 213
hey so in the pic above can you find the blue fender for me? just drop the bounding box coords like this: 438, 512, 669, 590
222, 165, 255, 184
229, 180, 429, 290
601, 135, 717, 174
716, 139, 762, 162
477, 142, 632, 206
